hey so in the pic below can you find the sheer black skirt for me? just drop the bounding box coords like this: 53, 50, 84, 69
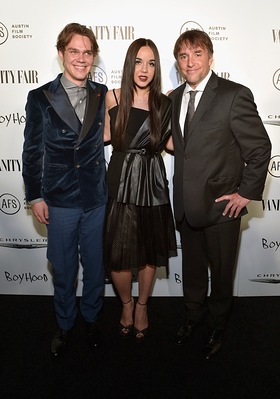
103, 198, 177, 275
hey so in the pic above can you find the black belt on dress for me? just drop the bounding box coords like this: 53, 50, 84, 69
125, 148, 147, 155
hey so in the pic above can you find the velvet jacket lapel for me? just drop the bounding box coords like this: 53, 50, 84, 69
43, 75, 101, 144
77, 80, 101, 145
43, 76, 81, 135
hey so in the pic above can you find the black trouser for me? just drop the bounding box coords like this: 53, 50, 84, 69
180, 217, 241, 331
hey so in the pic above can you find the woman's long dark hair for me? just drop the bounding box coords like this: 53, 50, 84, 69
114, 38, 162, 150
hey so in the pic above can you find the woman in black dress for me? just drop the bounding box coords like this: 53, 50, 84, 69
104, 38, 177, 341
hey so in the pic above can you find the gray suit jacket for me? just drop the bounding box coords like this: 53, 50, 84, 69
169, 71, 271, 228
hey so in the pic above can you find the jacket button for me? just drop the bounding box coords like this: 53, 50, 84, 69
76, 164, 81, 168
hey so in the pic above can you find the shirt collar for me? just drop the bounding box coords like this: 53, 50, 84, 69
60, 73, 87, 89
185, 69, 212, 94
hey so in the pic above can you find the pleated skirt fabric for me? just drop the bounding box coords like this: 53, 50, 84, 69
104, 198, 177, 274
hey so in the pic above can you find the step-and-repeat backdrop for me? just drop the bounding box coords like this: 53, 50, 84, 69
0, 0, 279, 297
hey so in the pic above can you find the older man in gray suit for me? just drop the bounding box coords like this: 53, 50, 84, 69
168, 29, 271, 360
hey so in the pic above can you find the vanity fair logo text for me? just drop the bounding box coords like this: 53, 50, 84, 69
89, 25, 134, 40
0, 159, 21, 172
262, 199, 280, 211
0, 70, 38, 84
272, 29, 280, 43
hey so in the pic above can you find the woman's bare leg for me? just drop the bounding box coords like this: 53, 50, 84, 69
111, 270, 134, 332
134, 265, 156, 335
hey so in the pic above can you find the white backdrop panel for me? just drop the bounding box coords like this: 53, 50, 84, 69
0, 0, 279, 296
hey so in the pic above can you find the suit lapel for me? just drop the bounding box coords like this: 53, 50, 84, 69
173, 83, 186, 148
43, 76, 102, 143
43, 77, 81, 135
76, 81, 101, 145
186, 72, 218, 141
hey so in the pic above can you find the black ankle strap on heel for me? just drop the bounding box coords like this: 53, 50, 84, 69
137, 301, 147, 306
122, 297, 133, 305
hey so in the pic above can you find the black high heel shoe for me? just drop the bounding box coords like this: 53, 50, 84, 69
119, 297, 134, 338
119, 323, 133, 337
134, 301, 149, 342
134, 326, 149, 342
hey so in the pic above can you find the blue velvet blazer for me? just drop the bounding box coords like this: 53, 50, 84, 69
22, 73, 108, 211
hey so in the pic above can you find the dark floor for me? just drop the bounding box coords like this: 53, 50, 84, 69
1, 295, 280, 399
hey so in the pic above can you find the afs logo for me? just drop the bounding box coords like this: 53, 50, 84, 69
268, 155, 280, 178
264, 120, 280, 178
273, 68, 280, 91
180, 21, 204, 34
0, 193, 21, 215
0, 22, 8, 45
91, 65, 107, 85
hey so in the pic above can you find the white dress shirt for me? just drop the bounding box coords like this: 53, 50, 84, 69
179, 70, 213, 134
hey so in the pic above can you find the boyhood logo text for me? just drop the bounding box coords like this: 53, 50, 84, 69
0, 113, 26, 126
262, 238, 280, 251
4, 271, 48, 284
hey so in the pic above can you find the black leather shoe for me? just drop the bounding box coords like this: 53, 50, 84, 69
86, 322, 102, 349
176, 321, 196, 345
50, 328, 70, 358
203, 330, 222, 360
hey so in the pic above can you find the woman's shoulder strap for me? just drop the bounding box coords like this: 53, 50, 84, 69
112, 88, 119, 106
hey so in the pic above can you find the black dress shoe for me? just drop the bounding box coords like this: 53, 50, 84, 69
176, 321, 196, 345
86, 322, 102, 349
203, 330, 222, 360
50, 328, 70, 358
